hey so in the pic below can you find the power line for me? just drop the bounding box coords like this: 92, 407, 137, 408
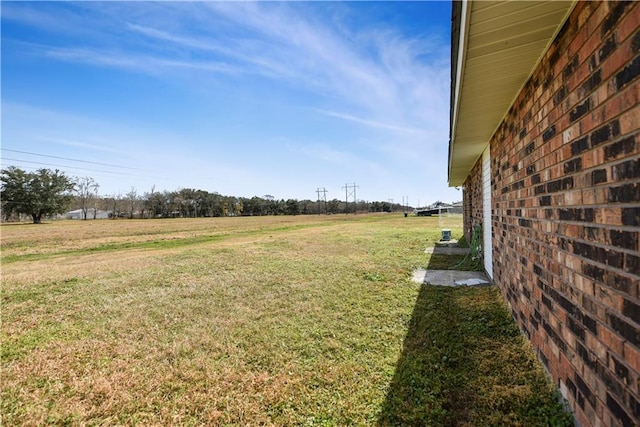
1, 157, 142, 177
1, 148, 140, 170
6, 164, 170, 187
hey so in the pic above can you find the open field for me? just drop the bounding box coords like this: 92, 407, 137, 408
1, 214, 571, 425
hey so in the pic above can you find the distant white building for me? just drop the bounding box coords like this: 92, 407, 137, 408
66, 208, 110, 220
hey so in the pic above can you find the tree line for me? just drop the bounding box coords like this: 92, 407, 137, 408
1, 167, 408, 223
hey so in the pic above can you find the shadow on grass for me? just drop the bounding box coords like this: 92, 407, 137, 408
376, 248, 480, 426
377, 284, 469, 426
376, 252, 573, 426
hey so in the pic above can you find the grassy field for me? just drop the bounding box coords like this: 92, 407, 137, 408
1, 214, 572, 426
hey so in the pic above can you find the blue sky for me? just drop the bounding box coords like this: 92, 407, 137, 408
2, 1, 459, 205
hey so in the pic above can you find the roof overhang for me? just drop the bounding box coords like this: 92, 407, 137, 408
448, 0, 575, 187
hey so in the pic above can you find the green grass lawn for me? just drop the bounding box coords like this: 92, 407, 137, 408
1, 214, 572, 425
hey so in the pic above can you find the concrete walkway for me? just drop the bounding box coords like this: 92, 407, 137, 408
414, 240, 489, 286
412, 269, 491, 287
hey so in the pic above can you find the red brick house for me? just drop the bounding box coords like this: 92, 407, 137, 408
449, 1, 639, 425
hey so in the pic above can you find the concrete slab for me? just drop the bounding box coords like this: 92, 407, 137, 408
425, 246, 470, 255
412, 269, 491, 287
437, 239, 459, 246
425, 240, 470, 255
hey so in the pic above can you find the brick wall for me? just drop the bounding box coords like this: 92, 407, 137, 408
463, 2, 639, 425
463, 160, 483, 242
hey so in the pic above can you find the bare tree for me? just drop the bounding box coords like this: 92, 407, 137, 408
145, 185, 157, 218
125, 187, 138, 219
75, 176, 100, 220
106, 192, 122, 218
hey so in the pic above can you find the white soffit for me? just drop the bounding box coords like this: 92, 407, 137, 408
449, 0, 575, 186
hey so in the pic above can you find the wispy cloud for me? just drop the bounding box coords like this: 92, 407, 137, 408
40, 136, 126, 154
1, 2, 90, 36
2, 2, 459, 202
126, 2, 449, 128
202, 2, 398, 106
6, 2, 450, 133
124, 22, 299, 80
195, 2, 450, 139
42, 45, 240, 75
316, 109, 426, 135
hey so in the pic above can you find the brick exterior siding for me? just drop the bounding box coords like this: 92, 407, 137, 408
462, 2, 639, 426
463, 160, 483, 242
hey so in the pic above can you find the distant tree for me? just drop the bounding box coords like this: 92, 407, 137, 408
65, 184, 419, 220
285, 199, 300, 215
75, 176, 100, 220
299, 199, 314, 215
1, 167, 75, 224
370, 201, 382, 212
206, 192, 223, 217
177, 188, 194, 217
163, 190, 178, 217
232, 198, 243, 216
144, 186, 169, 218
125, 187, 138, 219
242, 196, 264, 216
144, 185, 158, 218
356, 199, 370, 213
327, 198, 342, 214
261, 194, 278, 214
270, 199, 286, 215
106, 192, 122, 218
194, 190, 208, 217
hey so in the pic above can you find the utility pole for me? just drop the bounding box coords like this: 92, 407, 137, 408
342, 183, 359, 214
316, 187, 328, 214
324, 190, 328, 214
353, 184, 358, 214
345, 185, 349, 214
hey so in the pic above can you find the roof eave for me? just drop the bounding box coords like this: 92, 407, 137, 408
448, 0, 576, 187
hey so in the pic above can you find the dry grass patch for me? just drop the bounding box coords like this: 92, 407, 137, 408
0, 216, 338, 260
1, 215, 571, 425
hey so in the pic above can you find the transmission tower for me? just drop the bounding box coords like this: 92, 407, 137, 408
342, 183, 359, 214
316, 187, 328, 214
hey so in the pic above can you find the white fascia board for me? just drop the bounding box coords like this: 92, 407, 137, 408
449, 0, 472, 186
